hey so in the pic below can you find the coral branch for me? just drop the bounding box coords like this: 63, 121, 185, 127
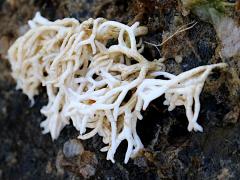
8, 12, 226, 163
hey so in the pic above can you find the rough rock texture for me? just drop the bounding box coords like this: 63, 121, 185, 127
0, 0, 239, 179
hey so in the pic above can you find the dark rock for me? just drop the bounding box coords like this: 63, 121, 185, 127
0, 0, 239, 179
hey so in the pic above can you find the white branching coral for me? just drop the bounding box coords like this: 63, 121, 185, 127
137, 63, 226, 132
8, 12, 226, 163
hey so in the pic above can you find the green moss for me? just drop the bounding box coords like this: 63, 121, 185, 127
181, 0, 235, 23
183, 0, 226, 13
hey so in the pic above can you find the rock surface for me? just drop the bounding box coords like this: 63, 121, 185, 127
0, 0, 239, 179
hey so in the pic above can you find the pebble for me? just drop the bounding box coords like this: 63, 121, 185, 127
79, 164, 96, 179
63, 139, 84, 158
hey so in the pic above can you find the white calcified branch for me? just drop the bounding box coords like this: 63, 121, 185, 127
137, 63, 226, 132
8, 12, 226, 163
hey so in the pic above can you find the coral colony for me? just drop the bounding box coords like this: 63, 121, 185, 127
8, 12, 226, 163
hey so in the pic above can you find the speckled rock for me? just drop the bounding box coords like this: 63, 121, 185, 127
0, 0, 239, 179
